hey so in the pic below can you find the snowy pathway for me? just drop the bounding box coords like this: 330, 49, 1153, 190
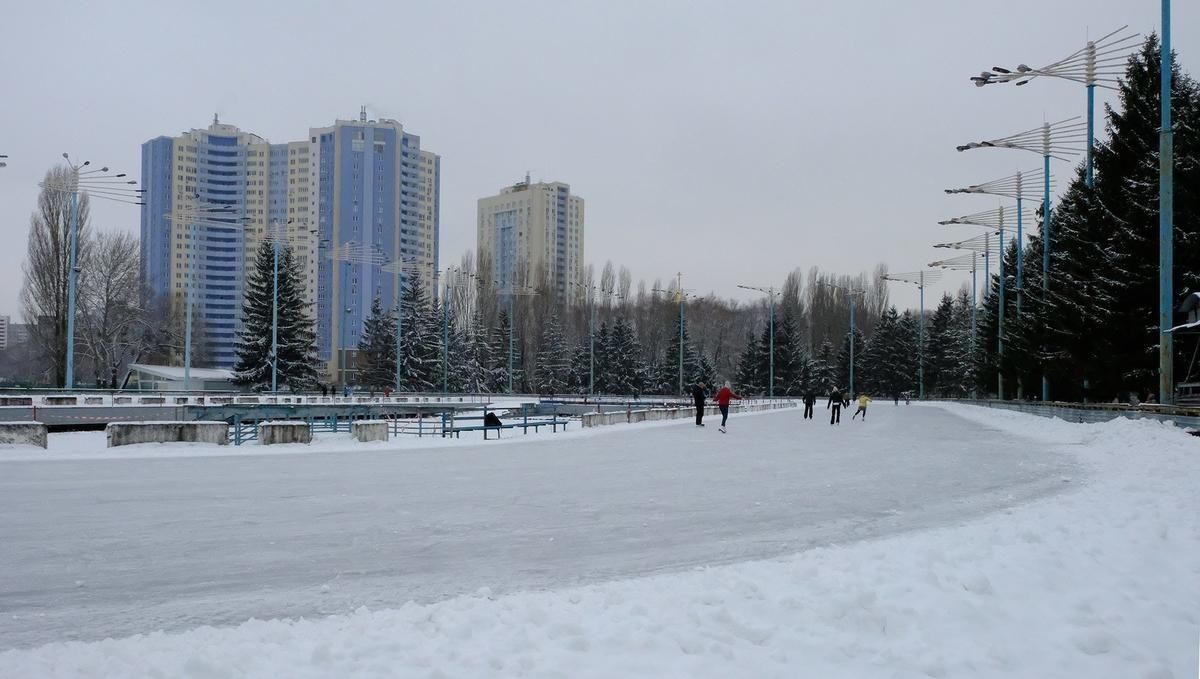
0, 405, 1071, 649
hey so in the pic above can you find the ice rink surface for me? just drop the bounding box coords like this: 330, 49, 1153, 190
0, 404, 1073, 649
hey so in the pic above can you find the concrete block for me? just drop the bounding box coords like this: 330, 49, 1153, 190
106, 422, 229, 447
258, 421, 312, 445
0, 421, 48, 449
353, 420, 389, 442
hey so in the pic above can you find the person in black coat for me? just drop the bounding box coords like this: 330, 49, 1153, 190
802, 390, 817, 420
827, 387, 844, 425
691, 382, 707, 426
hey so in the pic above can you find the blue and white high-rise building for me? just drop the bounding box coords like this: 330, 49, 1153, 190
140, 112, 440, 378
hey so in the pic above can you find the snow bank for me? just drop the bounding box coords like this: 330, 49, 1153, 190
2, 403, 1195, 678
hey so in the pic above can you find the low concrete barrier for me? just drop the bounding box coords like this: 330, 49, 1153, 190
258, 421, 312, 445
352, 420, 389, 442
581, 401, 796, 428
0, 421, 48, 448
106, 421, 229, 447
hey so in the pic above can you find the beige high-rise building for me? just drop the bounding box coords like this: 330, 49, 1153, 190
477, 178, 584, 300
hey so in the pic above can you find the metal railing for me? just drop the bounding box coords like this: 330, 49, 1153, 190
952, 399, 1200, 430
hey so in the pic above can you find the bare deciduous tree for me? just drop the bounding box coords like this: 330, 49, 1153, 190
20, 166, 91, 387
78, 231, 148, 388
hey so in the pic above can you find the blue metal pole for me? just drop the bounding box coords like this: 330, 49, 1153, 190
271, 240, 280, 393
847, 294, 854, 397
918, 274, 925, 400
340, 260, 349, 388
184, 221, 194, 392
678, 298, 684, 396
768, 291, 775, 398
1015, 191, 1023, 314
1160, 0, 1175, 404
443, 274, 449, 394
998, 222, 1006, 401
395, 274, 404, 391
589, 289, 595, 396
1087, 85, 1096, 189
64, 189, 80, 389
508, 293, 514, 393
1042, 152, 1051, 402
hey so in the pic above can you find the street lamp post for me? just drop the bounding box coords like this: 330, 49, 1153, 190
970, 26, 1138, 192
883, 271, 943, 400
737, 284, 781, 397
1160, 0, 1174, 404
957, 118, 1085, 401
381, 257, 423, 391
39, 155, 142, 389
653, 274, 696, 397
326, 241, 388, 390
263, 218, 315, 393
930, 250, 996, 398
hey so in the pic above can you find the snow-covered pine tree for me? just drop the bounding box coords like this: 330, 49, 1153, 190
567, 340, 590, 394
535, 314, 570, 395
234, 241, 319, 390
735, 330, 764, 395
487, 310, 523, 393
607, 317, 645, 395
357, 298, 397, 390
812, 340, 837, 392
925, 293, 956, 396
397, 272, 440, 392
895, 310, 920, 396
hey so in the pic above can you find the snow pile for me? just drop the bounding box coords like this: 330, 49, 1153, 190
2, 403, 1195, 678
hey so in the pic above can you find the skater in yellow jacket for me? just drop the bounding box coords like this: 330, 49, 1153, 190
851, 394, 871, 421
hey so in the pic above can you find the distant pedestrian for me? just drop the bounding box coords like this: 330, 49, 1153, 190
802, 389, 817, 420
714, 381, 742, 433
894, 393, 899, 406
384, 386, 393, 398
852, 394, 871, 420
828, 387, 844, 425
692, 381, 707, 426
343, 385, 351, 398
320, 384, 328, 397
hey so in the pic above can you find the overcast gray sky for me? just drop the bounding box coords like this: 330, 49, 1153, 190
1, 0, 1192, 319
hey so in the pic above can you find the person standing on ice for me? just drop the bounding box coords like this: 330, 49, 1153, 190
691, 381, 707, 426
827, 386, 844, 425
714, 381, 742, 432
802, 389, 817, 420
851, 393, 871, 420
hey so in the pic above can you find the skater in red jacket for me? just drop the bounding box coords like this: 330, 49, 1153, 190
714, 381, 742, 433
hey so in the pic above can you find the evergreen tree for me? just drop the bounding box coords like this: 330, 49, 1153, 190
812, 340, 837, 392
607, 317, 646, 395
233, 242, 319, 390
926, 294, 956, 396
488, 310, 522, 393
535, 314, 570, 394
895, 311, 920, 396
735, 330, 765, 394
567, 340, 591, 394
356, 298, 397, 390
397, 272, 440, 392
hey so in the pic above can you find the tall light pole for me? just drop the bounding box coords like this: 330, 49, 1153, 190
164, 197, 248, 391
1160, 0, 1175, 404
883, 271, 943, 400
381, 257, 423, 391
326, 241, 387, 389
39, 156, 142, 389
944, 172, 1050, 311
737, 284, 781, 397
957, 118, 1085, 401
263, 218, 315, 393
653, 274, 696, 396
970, 26, 1138, 192
930, 250, 995, 398
817, 282, 866, 397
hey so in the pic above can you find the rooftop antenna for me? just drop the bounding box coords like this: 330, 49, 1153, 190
213, 112, 219, 126
360, 105, 367, 123
525, 170, 531, 184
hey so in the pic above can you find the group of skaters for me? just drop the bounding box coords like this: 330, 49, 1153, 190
688, 381, 875, 431
804, 387, 870, 425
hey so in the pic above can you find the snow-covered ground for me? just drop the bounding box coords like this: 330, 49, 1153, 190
1, 403, 1195, 677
